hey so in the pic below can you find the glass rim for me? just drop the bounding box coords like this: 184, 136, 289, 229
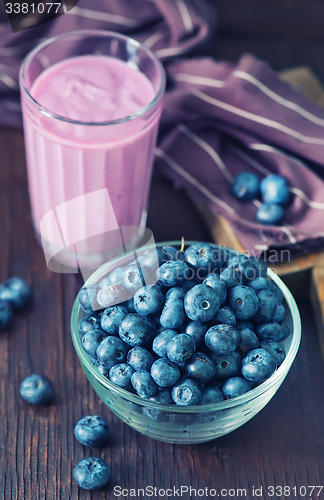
19, 29, 166, 126
70, 240, 302, 414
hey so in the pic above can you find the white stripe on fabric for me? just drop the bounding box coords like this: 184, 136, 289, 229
0, 72, 18, 89
290, 187, 324, 210
233, 70, 324, 127
144, 31, 165, 49
155, 46, 188, 58
192, 89, 324, 146
230, 145, 272, 176
173, 73, 225, 87
177, 124, 233, 182
175, 0, 194, 32
67, 6, 139, 27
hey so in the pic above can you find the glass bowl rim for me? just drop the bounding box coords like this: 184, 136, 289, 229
19, 29, 166, 127
71, 240, 301, 414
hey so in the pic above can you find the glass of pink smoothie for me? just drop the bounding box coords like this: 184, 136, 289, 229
19, 30, 165, 272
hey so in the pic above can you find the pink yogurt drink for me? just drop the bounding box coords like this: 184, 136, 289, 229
19, 31, 165, 270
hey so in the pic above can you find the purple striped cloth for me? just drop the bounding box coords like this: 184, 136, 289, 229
1, 0, 324, 257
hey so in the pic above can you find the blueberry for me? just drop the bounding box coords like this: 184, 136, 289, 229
20, 374, 53, 404
96, 336, 128, 369
184, 242, 215, 277
171, 378, 202, 406
166, 333, 195, 364
185, 352, 216, 383
79, 285, 99, 313
0, 299, 13, 330
165, 287, 185, 301
241, 348, 277, 383
256, 322, 289, 342
219, 266, 243, 289
199, 384, 224, 404
134, 285, 164, 316
211, 247, 230, 273
273, 303, 285, 323
247, 277, 270, 292
231, 172, 260, 201
122, 264, 148, 293
185, 321, 208, 346
236, 320, 254, 331
152, 330, 178, 357
222, 377, 251, 399
202, 274, 227, 304
131, 370, 158, 398
82, 330, 107, 358
160, 298, 185, 329
215, 307, 236, 326
79, 314, 102, 335
150, 358, 180, 387
127, 346, 154, 371
210, 351, 241, 380
94, 360, 109, 377
184, 284, 220, 322
260, 174, 290, 206
0, 277, 32, 309
253, 289, 278, 322
122, 297, 136, 313
118, 313, 154, 346
109, 363, 135, 389
238, 328, 259, 354
97, 284, 127, 309
100, 305, 128, 335
257, 203, 284, 225
73, 457, 110, 490
156, 260, 190, 287
144, 388, 172, 419
74, 415, 110, 447
161, 245, 183, 262
269, 281, 283, 303
260, 340, 286, 366
99, 266, 124, 287
228, 285, 259, 320
205, 324, 240, 355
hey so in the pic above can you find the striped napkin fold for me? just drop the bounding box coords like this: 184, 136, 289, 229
0, 0, 323, 257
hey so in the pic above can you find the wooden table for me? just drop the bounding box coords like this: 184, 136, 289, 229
0, 126, 323, 499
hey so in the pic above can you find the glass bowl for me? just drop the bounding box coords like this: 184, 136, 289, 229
71, 242, 301, 444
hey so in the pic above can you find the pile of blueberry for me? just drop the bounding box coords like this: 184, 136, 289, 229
78, 242, 290, 407
0, 277, 32, 330
231, 172, 290, 225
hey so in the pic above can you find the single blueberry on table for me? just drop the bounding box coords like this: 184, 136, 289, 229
166, 333, 196, 364
185, 352, 216, 383
260, 340, 286, 366
210, 351, 241, 380
205, 324, 240, 355
97, 284, 126, 309
260, 174, 290, 206
257, 203, 284, 225
82, 330, 107, 358
171, 378, 202, 406
73, 457, 110, 490
202, 274, 227, 305
231, 172, 260, 201
241, 348, 277, 383
160, 298, 185, 329
219, 266, 243, 289
127, 346, 155, 371
96, 336, 128, 369
118, 313, 154, 347
134, 285, 164, 316
100, 305, 128, 335
0, 299, 13, 330
253, 289, 278, 322
79, 285, 99, 313
238, 328, 259, 354
20, 374, 53, 404
150, 358, 180, 388
79, 313, 103, 336
0, 277, 32, 309
184, 284, 220, 322
184, 242, 215, 276
109, 363, 135, 389
215, 307, 236, 326
228, 285, 259, 320
199, 384, 224, 404
74, 415, 110, 447
152, 329, 178, 358
131, 369, 158, 398
222, 377, 252, 399
156, 260, 190, 287
185, 321, 208, 346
